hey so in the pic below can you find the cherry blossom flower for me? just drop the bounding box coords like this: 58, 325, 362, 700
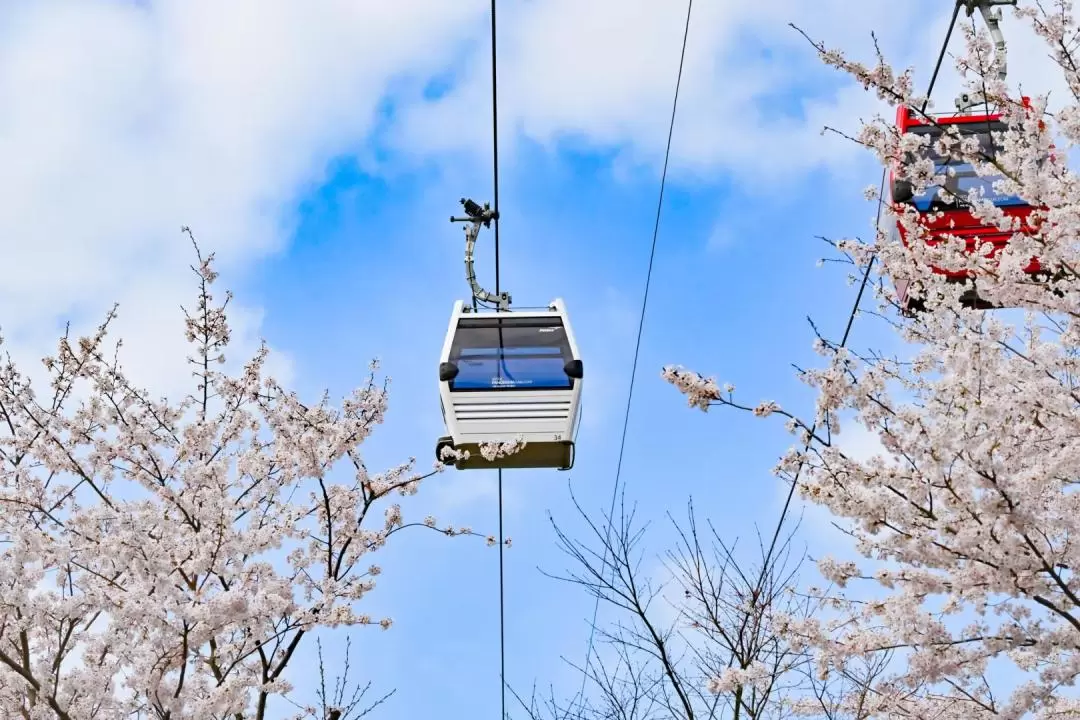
667, 3, 1080, 716
0, 237, 487, 719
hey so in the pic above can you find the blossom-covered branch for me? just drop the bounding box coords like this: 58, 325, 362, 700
0, 232, 484, 719
663, 2, 1080, 716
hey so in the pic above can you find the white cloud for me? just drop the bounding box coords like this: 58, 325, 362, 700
392, 0, 948, 182
575, 286, 639, 433
2, 1, 1066, 404
0, 0, 1069, 513
0, 0, 488, 396
834, 421, 888, 464
392, 1, 1074, 189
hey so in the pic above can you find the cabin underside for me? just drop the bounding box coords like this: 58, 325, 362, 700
899, 269, 1067, 315
436, 435, 574, 471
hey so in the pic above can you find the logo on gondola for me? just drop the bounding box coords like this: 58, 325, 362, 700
491, 377, 533, 387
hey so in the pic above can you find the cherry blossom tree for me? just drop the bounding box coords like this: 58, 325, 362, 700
666, 1, 1080, 717
0, 231, 485, 719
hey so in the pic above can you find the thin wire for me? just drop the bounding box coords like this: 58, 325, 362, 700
755, 170, 882, 580
694, 178, 885, 720
571, 0, 694, 712
491, 0, 501, 296
487, 0, 506, 716
498, 468, 507, 720
921, 1, 962, 114
703, 20, 963, 720
753, 0, 963, 602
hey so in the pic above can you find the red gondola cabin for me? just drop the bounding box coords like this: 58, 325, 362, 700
889, 97, 1042, 310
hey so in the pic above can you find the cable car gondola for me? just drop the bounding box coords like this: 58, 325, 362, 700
888, 0, 1049, 312
435, 199, 584, 471
889, 98, 1042, 312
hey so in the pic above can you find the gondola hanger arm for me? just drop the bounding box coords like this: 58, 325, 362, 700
955, 0, 1016, 112
450, 197, 512, 310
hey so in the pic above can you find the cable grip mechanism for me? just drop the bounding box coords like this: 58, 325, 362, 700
450, 197, 511, 310
955, 0, 1016, 112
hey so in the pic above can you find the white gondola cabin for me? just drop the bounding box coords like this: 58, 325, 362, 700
435, 299, 583, 471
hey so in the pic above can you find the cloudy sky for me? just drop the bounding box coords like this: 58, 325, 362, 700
0, 0, 1067, 717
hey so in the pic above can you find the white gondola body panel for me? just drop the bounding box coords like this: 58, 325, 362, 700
436, 299, 583, 470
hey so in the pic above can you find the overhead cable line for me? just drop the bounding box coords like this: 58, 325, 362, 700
692, 15, 966, 720
566, 5, 962, 715
486, 0, 507, 717
569, 0, 694, 712
754, 0, 963, 604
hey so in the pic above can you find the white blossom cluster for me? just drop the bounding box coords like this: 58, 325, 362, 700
0, 248, 484, 718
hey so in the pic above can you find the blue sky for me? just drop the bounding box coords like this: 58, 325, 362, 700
0, 0, 1068, 717
238, 16, 906, 717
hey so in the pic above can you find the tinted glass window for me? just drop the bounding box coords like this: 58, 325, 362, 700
903, 122, 1027, 210
449, 316, 574, 391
